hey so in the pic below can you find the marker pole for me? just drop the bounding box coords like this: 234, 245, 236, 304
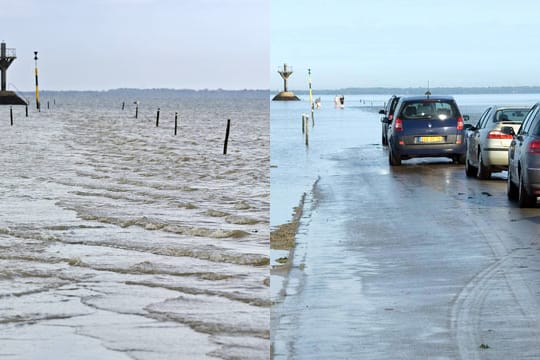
34, 51, 40, 112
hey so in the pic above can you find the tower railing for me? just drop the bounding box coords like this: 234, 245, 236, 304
5, 48, 16, 58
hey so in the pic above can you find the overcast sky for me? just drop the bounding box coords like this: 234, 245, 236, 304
1, 0, 269, 91
271, 0, 540, 90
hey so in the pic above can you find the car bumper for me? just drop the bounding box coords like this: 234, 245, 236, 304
393, 143, 466, 157
484, 148, 510, 167
526, 166, 540, 196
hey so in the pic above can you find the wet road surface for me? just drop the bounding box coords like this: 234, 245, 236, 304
272, 144, 540, 359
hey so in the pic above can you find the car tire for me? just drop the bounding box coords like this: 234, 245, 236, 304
389, 148, 401, 166
476, 151, 491, 180
465, 152, 477, 177
507, 169, 518, 200
518, 169, 536, 208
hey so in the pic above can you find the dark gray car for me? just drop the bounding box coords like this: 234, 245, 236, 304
379, 95, 400, 146
504, 102, 540, 207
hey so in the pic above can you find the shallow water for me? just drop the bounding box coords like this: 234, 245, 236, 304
0, 90, 269, 359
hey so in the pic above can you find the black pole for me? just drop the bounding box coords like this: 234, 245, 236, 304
10, 106, 13, 126
25, 104, 28, 117
156, 107, 160, 127
174, 112, 178, 135
47, 100, 50, 109
223, 119, 231, 155
135, 102, 139, 119
122, 101, 125, 110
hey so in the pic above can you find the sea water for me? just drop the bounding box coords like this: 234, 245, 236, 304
0, 90, 269, 359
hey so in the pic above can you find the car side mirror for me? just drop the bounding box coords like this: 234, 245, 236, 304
379, 109, 386, 115
463, 123, 474, 130
381, 117, 391, 124
463, 115, 470, 122
501, 126, 515, 136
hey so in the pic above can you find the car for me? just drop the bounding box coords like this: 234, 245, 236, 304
465, 105, 530, 179
504, 102, 540, 207
384, 95, 467, 166
378, 95, 400, 146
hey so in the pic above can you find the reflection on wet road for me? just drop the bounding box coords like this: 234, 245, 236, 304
271, 99, 540, 359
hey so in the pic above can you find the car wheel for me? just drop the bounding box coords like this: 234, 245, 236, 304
476, 151, 491, 180
389, 148, 401, 166
518, 169, 536, 208
465, 152, 477, 177
507, 168, 518, 200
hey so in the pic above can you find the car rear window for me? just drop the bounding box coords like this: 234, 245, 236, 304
493, 109, 528, 123
400, 100, 456, 120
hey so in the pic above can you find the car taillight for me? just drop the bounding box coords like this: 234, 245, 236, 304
487, 130, 513, 139
395, 118, 403, 131
457, 116, 464, 130
528, 139, 540, 153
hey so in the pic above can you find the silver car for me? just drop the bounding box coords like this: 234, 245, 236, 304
465, 105, 530, 179
505, 102, 540, 207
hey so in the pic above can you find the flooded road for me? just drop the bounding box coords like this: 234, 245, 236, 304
271, 95, 540, 359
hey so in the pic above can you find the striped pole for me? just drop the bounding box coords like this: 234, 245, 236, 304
34, 51, 40, 112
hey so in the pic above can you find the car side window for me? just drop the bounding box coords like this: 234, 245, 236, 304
533, 117, 540, 136
476, 108, 490, 129
520, 105, 539, 135
530, 109, 540, 134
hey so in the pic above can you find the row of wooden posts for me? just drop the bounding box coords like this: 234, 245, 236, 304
7, 101, 233, 155
122, 101, 232, 155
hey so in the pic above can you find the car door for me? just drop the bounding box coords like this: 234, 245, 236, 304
509, 104, 539, 180
468, 107, 491, 166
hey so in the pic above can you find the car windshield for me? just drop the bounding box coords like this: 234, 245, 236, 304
400, 101, 455, 120
494, 109, 528, 123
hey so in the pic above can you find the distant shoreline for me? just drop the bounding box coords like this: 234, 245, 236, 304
18, 88, 270, 95
287, 86, 540, 95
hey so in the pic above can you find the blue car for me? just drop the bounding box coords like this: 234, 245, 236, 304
384, 95, 467, 166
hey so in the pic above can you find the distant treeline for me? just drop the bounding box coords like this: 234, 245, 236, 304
19, 88, 270, 99
291, 86, 540, 95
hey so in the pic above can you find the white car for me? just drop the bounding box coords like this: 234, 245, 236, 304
465, 105, 531, 179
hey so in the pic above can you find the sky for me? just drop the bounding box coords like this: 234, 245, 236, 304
271, 0, 540, 90
1, 0, 269, 91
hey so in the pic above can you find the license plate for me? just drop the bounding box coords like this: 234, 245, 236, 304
416, 136, 444, 143
415, 136, 444, 144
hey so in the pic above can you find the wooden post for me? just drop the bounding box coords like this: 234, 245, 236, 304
47, 100, 50, 109
122, 101, 125, 110
223, 119, 231, 155
135, 101, 139, 119
156, 107, 160, 127
10, 106, 13, 126
302, 114, 305, 134
174, 112, 178, 135
25, 104, 28, 117
305, 115, 309, 146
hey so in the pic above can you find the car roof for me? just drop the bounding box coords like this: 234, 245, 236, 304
491, 105, 531, 110
399, 95, 455, 102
